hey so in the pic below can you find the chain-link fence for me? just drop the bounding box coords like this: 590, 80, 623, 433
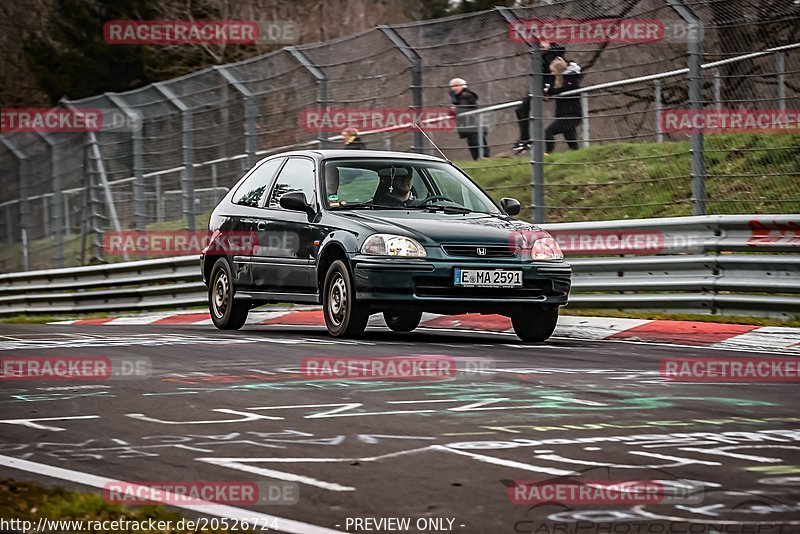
1, 0, 798, 273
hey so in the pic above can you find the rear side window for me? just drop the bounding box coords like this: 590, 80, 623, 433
232, 158, 285, 207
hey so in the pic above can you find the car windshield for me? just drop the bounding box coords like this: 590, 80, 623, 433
323, 159, 501, 214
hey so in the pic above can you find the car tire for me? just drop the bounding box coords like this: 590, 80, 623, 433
511, 305, 558, 342
383, 311, 422, 333
323, 259, 370, 337
209, 257, 249, 330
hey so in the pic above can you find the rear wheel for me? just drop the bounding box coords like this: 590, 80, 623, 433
323, 260, 370, 337
383, 311, 422, 332
209, 258, 249, 330
511, 305, 558, 342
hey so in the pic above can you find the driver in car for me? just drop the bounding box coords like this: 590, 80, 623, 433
374, 169, 416, 207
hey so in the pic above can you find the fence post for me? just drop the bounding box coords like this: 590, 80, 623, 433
42, 197, 50, 238
712, 68, 721, 111
1, 137, 31, 270
154, 83, 196, 232
497, 6, 545, 222
667, 0, 706, 215
216, 66, 258, 167
777, 52, 786, 111
87, 132, 127, 261
286, 47, 329, 149
654, 79, 664, 143
37, 132, 64, 268
378, 25, 424, 153
155, 174, 163, 222
581, 92, 590, 148
103, 94, 146, 235
80, 134, 104, 265
4, 206, 11, 244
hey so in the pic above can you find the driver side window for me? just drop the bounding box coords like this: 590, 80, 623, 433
266, 158, 316, 209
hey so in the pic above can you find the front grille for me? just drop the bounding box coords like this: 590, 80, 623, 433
414, 276, 546, 298
442, 244, 517, 258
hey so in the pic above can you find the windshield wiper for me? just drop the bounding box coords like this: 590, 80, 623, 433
418, 204, 474, 214
331, 202, 410, 210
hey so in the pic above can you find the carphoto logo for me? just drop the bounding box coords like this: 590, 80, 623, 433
299, 108, 455, 133
1, 108, 102, 133
301, 356, 458, 380
661, 357, 800, 382
104, 231, 258, 257
660, 109, 800, 134
104, 20, 298, 45
103, 481, 298, 505
0, 356, 151, 381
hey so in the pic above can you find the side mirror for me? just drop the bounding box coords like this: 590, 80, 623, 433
280, 192, 315, 216
500, 197, 521, 216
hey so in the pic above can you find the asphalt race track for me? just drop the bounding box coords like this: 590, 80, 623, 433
0, 321, 798, 534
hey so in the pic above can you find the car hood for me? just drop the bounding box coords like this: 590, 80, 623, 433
332, 210, 547, 245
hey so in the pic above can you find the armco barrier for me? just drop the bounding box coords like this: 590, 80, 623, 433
0, 215, 797, 318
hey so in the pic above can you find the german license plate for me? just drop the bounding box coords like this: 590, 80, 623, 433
454, 268, 522, 288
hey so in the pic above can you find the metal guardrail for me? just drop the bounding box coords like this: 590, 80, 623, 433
0, 215, 798, 318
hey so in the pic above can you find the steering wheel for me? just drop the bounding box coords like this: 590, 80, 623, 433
416, 195, 454, 205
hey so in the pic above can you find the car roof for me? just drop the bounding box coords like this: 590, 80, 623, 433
264, 149, 447, 163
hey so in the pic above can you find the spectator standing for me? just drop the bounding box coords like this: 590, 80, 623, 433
514, 41, 566, 153
544, 56, 582, 154
449, 78, 490, 160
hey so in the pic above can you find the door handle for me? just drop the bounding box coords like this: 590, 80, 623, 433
256, 221, 267, 231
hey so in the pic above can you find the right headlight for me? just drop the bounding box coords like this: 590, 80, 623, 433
361, 234, 427, 257
532, 237, 564, 261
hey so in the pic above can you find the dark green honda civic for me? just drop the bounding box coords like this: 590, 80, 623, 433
201, 150, 571, 341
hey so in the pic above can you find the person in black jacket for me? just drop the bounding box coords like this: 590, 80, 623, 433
449, 78, 490, 160
544, 56, 582, 153
514, 41, 566, 153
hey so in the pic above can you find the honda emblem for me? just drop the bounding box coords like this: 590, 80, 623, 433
476, 247, 487, 256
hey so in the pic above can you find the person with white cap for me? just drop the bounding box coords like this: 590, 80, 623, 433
449, 77, 490, 160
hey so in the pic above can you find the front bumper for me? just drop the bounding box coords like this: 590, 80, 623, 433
350, 254, 571, 314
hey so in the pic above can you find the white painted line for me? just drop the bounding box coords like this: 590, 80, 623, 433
198, 458, 355, 492
248, 311, 292, 325
108, 314, 175, 325
0, 454, 346, 534
433, 445, 573, 476
711, 326, 800, 352
554, 316, 652, 340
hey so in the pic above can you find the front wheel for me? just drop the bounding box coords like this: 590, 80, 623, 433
511, 305, 559, 342
323, 260, 370, 337
383, 311, 422, 332
209, 258, 249, 330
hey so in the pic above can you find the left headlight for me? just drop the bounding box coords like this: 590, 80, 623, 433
361, 234, 427, 257
532, 237, 564, 261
